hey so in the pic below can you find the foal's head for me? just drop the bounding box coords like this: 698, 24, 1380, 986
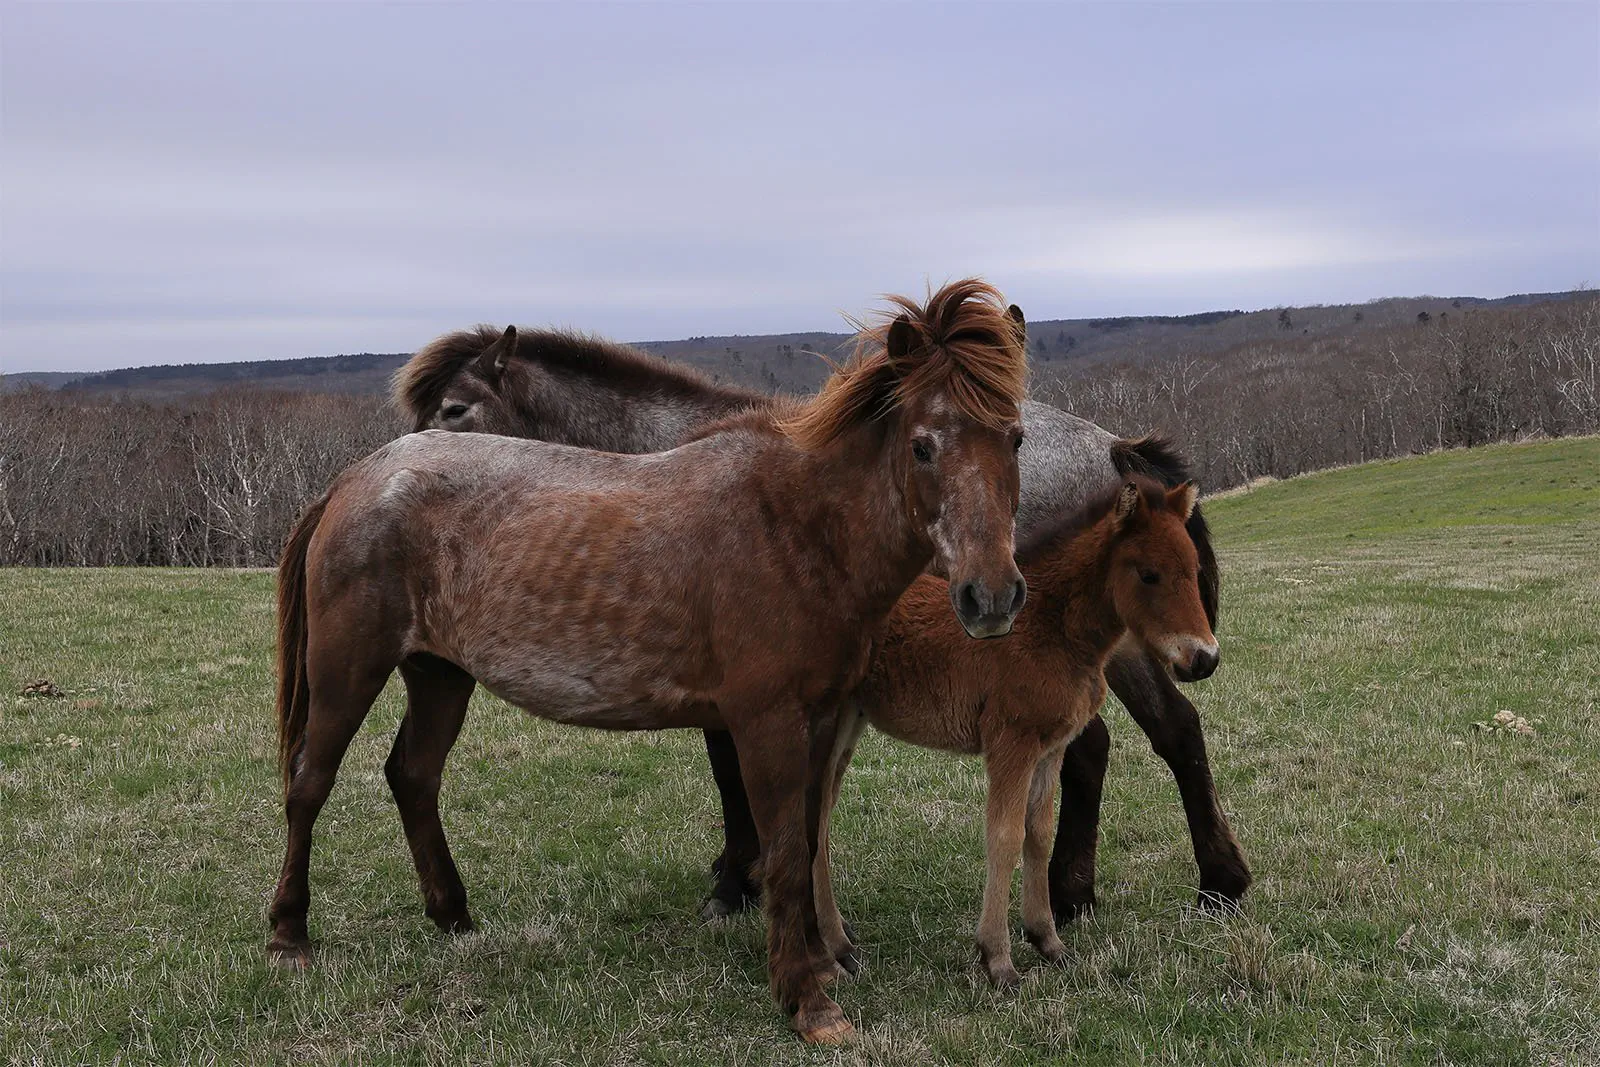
1104, 479, 1220, 681
781, 279, 1029, 638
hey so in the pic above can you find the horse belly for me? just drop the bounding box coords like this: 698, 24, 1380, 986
468, 654, 721, 732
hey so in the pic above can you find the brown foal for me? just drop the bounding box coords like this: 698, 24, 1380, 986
267, 280, 1028, 1042
812, 476, 1216, 987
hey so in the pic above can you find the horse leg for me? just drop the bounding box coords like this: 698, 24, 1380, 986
267, 656, 393, 966
813, 709, 866, 975
1023, 745, 1070, 965
977, 736, 1043, 991
1105, 649, 1251, 909
1047, 714, 1109, 924
387, 654, 476, 935
730, 709, 852, 1044
702, 729, 762, 919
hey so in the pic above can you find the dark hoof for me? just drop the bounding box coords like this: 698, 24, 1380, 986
700, 885, 757, 921
836, 946, 862, 976
1197, 888, 1246, 913
700, 897, 735, 921
1198, 863, 1253, 910
1052, 893, 1096, 926
433, 911, 475, 935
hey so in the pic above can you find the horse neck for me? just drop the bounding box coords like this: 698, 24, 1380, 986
782, 420, 930, 623
1030, 521, 1126, 661
513, 363, 763, 453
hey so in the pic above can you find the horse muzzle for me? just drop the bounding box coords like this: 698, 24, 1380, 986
952, 574, 1027, 639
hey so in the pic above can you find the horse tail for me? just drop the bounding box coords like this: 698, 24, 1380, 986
1111, 435, 1221, 629
277, 493, 328, 792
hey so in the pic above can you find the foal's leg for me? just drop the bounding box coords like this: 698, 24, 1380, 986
730, 708, 852, 1044
1022, 746, 1069, 965
813, 709, 866, 975
977, 737, 1043, 990
1102, 649, 1251, 909
1047, 714, 1110, 923
388, 654, 476, 935
702, 729, 762, 918
267, 657, 393, 966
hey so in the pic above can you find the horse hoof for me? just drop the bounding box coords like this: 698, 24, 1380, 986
986, 962, 1023, 991
836, 946, 862, 976
266, 941, 312, 970
1051, 893, 1096, 926
432, 911, 475, 935
1197, 889, 1245, 913
700, 897, 736, 922
1025, 927, 1068, 966
796, 1008, 855, 1045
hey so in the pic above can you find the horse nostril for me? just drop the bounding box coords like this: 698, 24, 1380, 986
957, 581, 983, 620
1191, 649, 1219, 680
1008, 577, 1027, 616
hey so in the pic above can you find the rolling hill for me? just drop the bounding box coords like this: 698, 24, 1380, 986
2, 290, 1586, 399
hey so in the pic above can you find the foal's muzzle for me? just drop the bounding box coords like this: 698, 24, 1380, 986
1173, 645, 1220, 683
953, 574, 1027, 639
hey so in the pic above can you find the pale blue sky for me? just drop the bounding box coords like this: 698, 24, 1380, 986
3, 1, 1596, 372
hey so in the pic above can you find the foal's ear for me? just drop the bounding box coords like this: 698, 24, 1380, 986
1114, 480, 1142, 527
477, 325, 518, 381
1167, 481, 1199, 520
885, 314, 917, 372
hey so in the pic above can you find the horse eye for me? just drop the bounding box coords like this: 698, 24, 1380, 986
911, 439, 933, 464
441, 403, 469, 420
1012, 433, 1024, 452
1140, 570, 1160, 585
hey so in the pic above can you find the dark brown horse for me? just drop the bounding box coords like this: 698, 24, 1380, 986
395, 312, 1251, 922
270, 280, 1029, 1043
810, 472, 1215, 987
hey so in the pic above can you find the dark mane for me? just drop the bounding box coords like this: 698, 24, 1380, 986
776, 279, 1027, 449
1014, 476, 1170, 567
1017, 435, 1220, 627
1110, 435, 1220, 628
392, 324, 753, 428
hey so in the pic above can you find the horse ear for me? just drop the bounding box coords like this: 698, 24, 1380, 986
885, 314, 916, 372
1007, 303, 1026, 332
1114, 480, 1142, 527
478, 325, 517, 381
1168, 482, 1199, 520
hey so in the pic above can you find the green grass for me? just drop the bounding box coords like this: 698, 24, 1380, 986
3, 437, 1598, 1065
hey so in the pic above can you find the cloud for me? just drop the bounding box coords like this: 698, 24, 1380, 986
2, 2, 1596, 371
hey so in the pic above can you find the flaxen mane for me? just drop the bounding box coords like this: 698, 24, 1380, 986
392, 325, 725, 430
777, 279, 1028, 449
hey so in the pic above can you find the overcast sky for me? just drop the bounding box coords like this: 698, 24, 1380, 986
3, 2, 1596, 373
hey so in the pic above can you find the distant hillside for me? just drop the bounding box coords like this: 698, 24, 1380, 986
0, 370, 85, 392
2, 289, 1587, 400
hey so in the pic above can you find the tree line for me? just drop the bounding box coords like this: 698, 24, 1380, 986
2, 295, 1595, 567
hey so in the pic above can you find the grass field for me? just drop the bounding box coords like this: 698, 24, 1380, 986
3, 437, 1597, 1066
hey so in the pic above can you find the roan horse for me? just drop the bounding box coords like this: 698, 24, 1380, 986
269, 280, 1029, 1043
395, 312, 1251, 922
808, 472, 1216, 987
